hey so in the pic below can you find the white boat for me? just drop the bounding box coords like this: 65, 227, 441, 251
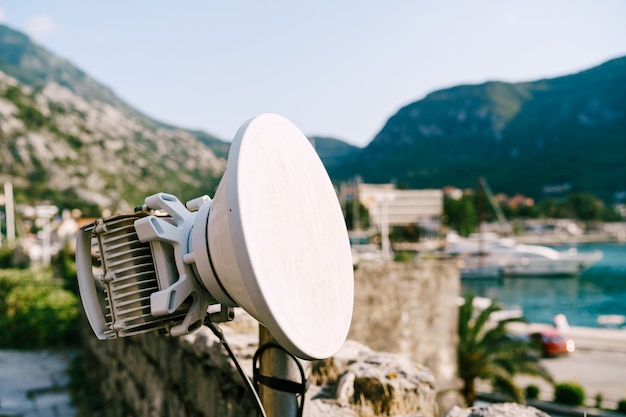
448, 178, 603, 277
447, 232, 603, 277
494, 239, 602, 276
455, 255, 502, 279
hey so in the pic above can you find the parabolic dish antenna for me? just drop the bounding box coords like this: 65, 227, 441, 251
203, 113, 354, 360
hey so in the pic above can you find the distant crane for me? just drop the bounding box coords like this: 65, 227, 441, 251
478, 177, 512, 236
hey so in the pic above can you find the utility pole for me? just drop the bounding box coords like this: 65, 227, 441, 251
4, 181, 15, 246
373, 191, 395, 261
257, 325, 309, 417
353, 176, 361, 231
36, 204, 58, 265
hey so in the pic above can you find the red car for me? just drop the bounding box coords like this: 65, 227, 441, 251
530, 330, 575, 357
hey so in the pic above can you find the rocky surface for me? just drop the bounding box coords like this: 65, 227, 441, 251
0, 70, 225, 213
77, 306, 439, 417
312, 340, 437, 416
445, 403, 551, 417
348, 261, 463, 412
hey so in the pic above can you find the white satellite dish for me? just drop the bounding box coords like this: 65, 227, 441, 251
199, 113, 354, 359
76, 113, 354, 360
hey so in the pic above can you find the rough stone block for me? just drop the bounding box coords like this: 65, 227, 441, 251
445, 403, 551, 417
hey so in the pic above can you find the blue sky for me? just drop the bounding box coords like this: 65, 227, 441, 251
1, 1, 625, 146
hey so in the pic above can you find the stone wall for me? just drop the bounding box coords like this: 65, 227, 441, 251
78, 259, 461, 417
348, 259, 463, 411
79, 317, 439, 417
78, 321, 260, 417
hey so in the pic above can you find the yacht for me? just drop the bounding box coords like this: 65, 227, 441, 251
447, 232, 603, 277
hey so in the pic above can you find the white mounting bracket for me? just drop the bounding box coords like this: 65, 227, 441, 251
134, 192, 215, 336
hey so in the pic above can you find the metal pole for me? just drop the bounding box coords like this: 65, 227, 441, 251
4, 181, 15, 247
36, 205, 57, 266
353, 176, 361, 231
42, 212, 51, 265
374, 191, 395, 261
380, 198, 391, 260
257, 325, 309, 417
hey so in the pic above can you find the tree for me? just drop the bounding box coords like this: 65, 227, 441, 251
444, 195, 477, 237
457, 292, 552, 405
567, 193, 602, 221
344, 200, 370, 230
536, 192, 621, 221
0, 267, 79, 349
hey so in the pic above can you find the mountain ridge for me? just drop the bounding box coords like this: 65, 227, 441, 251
1, 22, 624, 210
330, 55, 626, 201
0, 24, 227, 214
0, 71, 226, 214
0, 24, 229, 156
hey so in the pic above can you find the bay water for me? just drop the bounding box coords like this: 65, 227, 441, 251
462, 242, 626, 328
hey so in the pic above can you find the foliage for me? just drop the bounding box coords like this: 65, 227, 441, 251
594, 392, 603, 409
617, 399, 626, 413
0, 246, 30, 269
0, 24, 226, 215
502, 203, 540, 220
525, 384, 540, 400
3, 85, 51, 130
567, 193, 603, 221
344, 200, 370, 230
554, 382, 586, 406
333, 57, 626, 203
0, 247, 14, 268
393, 251, 414, 262
0, 267, 79, 349
52, 245, 79, 294
538, 193, 621, 222
444, 195, 477, 237
444, 190, 621, 236
389, 224, 426, 243
457, 292, 552, 405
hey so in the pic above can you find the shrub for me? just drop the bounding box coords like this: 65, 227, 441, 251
525, 384, 540, 400
554, 382, 586, 406
0, 247, 30, 269
0, 267, 79, 349
595, 392, 603, 409
617, 399, 626, 413
52, 245, 78, 294
394, 251, 414, 262
0, 248, 12, 268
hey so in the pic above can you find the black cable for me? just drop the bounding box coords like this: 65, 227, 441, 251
205, 321, 268, 417
253, 342, 308, 417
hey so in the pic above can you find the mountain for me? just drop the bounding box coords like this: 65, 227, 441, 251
0, 24, 226, 214
331, 56, 626, 201
0, 24, 229, 155
310, 136, 360, 174
3, 22, 624, 211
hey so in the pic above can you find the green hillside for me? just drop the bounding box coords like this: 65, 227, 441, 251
331, 56, 626, 201
2, 22, 624, 206
0, 23, 227, 155
0, 24, 226, 213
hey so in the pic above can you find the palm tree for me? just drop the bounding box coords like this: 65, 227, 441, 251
457, 291, 553, 405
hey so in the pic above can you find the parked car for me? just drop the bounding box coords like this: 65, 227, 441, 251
530, 329, 575, 357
